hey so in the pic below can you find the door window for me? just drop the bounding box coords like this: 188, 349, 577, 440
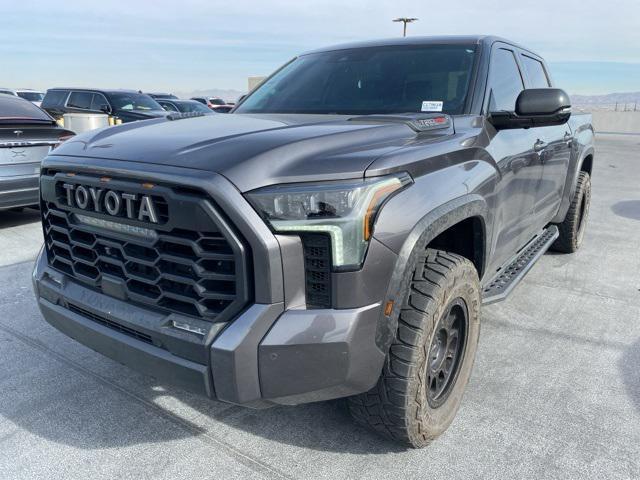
521, 55, 551, 88
67, 91, 93, 110
488, 48, 524, 112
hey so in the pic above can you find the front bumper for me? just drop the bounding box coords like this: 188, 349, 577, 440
0, 174, 39, 210
33, 247, 385, 406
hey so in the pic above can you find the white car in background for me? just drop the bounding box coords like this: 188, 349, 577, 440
0, 88, 46, 107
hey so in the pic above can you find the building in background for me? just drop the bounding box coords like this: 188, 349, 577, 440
248, 76, 266, 92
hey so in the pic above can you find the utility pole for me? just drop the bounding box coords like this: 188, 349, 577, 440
393, 17, 418, 37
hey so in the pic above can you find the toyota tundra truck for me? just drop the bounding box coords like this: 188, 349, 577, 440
32, 36, 594, 448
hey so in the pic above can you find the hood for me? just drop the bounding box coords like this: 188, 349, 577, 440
51, 113, 453, 191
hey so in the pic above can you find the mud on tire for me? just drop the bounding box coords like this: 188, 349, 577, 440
348, 249, 481, 448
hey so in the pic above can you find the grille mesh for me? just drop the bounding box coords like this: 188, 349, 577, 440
41, 175, 248, 322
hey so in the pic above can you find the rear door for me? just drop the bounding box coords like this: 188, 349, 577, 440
519, 53, 572, 223
484, 45, 542, 271
65, 91, 93, 113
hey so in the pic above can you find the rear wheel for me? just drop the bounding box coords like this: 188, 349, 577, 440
552, 171, 591, 253
348, 249, 481, 448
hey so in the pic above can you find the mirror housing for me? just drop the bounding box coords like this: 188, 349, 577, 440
489, 88, 571, 130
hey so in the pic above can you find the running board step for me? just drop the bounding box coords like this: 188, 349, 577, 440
482, 226, 559, 305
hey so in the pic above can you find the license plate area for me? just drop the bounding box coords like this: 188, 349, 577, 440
0, 145, 50, 165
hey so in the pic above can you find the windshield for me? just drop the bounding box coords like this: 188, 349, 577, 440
17, 91, 44, 102
176, 101, 212, 113
236, 44, 476, 115
108, 92, 163, 111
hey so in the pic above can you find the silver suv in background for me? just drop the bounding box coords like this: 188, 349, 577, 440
0, 88, 46, 107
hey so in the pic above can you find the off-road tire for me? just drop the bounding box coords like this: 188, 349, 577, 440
348, 249, 481, 448
551, 171, 591, 253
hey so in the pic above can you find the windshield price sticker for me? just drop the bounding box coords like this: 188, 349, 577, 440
421, 101, 443, 112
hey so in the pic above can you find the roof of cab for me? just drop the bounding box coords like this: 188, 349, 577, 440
302, 35, 532, 56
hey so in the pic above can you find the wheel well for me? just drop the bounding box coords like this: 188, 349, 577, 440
581, 154, 593, 175
427, 217, 485, 278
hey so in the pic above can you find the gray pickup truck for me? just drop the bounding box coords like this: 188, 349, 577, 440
33, 35, 594, 448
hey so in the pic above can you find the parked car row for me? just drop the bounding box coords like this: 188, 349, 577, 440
0, 86, 236, 211
191, 96, 235, 113
0, 88, 46, 106
0, 94, 74, 210
41, 88, 168, 123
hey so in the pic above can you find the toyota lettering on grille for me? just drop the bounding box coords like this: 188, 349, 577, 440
61, 183, 159, 224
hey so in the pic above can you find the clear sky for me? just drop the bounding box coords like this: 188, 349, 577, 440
2, 0, 639, 95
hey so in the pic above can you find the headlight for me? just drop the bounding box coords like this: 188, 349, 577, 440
246, 173, 411, 269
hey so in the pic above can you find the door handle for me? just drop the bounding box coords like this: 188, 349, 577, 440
563, 132, 573, 146
533, 139, 547, 152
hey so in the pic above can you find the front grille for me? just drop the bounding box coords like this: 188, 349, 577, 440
301, 233, 332, 308
40, 172, 249, 322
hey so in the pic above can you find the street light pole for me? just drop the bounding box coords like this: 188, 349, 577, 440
393, 17, 418, 37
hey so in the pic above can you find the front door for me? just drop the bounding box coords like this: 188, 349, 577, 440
484, 46, 544, 272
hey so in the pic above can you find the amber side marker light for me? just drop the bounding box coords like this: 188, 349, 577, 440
141, 182, 155, 189
384, 300, 394, 316
363, 183, 403, 241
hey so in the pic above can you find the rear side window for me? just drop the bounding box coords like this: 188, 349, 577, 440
488, 48, 524, 112
42, 90, 68, 108
67, 91, 93, 109
521, 55, 550, 88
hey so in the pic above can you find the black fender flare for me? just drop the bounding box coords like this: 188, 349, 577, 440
373, 194, 489, 353
552, 145, 595, 224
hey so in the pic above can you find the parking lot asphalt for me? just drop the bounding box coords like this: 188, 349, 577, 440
0, 134, 638, 480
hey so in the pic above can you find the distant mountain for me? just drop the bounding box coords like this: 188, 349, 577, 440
174, 88, 246, 103
571, 92, 640, 106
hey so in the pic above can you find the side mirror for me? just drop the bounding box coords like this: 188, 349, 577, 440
489, 88, 571, 130
99, 104, 112, 114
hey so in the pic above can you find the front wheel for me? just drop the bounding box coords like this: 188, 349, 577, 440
348, 249, 481, 448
